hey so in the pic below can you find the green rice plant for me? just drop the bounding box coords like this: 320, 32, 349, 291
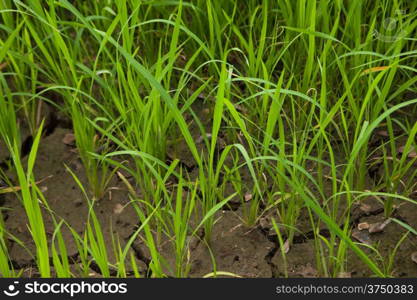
0, 74, 21, 147
1, 70, 52, 278
133, 201, 164, 278
70, 97, 116, 201
381, 121, 417, 217
50, 220, 71, 278
1, 0, 417, 279
0, 209, 17, 277
0, 17, 40, 135
271, 218, 290, 278
85, 209, 110, 277
166, 173, 197, 277
4, 123, 50, 277
313, 222, 351, 278
197, 59, 231, 239
67, 165, 134, 278
254, 152, 385, 276
382, 231, 409, 277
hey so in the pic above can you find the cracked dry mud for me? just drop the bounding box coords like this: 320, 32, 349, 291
1, 124, 417, 278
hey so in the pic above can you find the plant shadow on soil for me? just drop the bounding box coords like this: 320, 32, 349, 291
1, 114, 417, 278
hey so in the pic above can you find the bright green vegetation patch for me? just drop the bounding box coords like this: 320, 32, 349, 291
0, 0, 417, 278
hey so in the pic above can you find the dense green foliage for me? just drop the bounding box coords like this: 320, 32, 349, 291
0, 0, 417, 277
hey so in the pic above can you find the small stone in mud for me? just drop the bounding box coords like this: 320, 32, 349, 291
196, 133, 211, 143
73, 199, 83, 207
358, 222, 370, 231
376, 130, 389, 137
62, 133, 76, 146
244, 193, 252, 202
352, 229, 372, 245
113, 203, 124, 214
411, 252, 417, 264
281, 239, 290, 254
368, 219, 391, 233
398, 145, 417, 158
69, 159, 82, 171
259, 217, 271, 230
359, 203, 372, 213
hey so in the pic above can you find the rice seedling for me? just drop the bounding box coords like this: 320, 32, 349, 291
0, 0, 417, 279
